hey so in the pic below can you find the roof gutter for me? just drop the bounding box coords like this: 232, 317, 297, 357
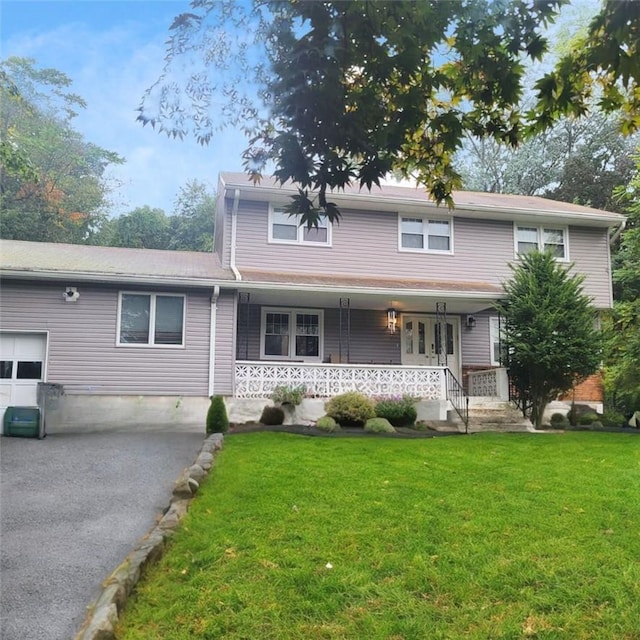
229, 188, 242, 281
232, 280, 504, 299
0, 269, 232, 289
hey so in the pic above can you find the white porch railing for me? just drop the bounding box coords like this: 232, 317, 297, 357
234, 361, 447, 399
467, 367, 509, 400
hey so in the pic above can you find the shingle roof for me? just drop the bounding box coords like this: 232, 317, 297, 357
0, 240, 234, 286
239, 268, 503, 296
220, 172, 625, 225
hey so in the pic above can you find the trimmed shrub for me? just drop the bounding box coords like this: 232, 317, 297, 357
364, 417, 396, 433
206, 395, 229, 434
316, 415, 340, 433
550, 412, 566, 424
325, 392, 376, 427
375, 395, 417, 427
600, 411, 626, 428
579, 412, 599, 425
260, 405, 285, 426
271, 385, 305, 406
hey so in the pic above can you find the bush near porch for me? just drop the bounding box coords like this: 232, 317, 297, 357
117, 432, 640, 639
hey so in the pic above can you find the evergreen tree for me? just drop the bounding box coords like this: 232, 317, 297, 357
498, 251, 601, 428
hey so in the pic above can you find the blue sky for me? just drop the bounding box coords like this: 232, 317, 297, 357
1, 0, 246, 216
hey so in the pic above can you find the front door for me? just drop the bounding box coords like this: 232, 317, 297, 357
401, 315, 460, 380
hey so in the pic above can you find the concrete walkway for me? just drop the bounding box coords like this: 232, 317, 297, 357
0, 426, 204, 640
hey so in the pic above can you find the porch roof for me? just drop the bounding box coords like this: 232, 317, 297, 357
235, 268, 502, 313
0, 239, 235, 287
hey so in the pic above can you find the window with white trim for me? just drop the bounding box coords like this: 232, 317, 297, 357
515, 225, 567, 260
269, 206, 331, 245
260, 308, 323, 361
399, 216, 452, 252
118, 293, 185, 347
489, 316, 505, 366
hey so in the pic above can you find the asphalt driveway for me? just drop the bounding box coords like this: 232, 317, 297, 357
0, 426, 205, 640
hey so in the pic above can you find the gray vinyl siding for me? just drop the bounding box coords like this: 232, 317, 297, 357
237, 304, 402, 364
567, 226, 613, 308
232, 199, 613, 307
0, 280, 211, 396
461, 308, 496, 367
213, 289, 236, 395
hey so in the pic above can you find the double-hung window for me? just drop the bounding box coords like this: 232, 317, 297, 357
515, 225, 567, 260
269, 206, 331, 245
399, 216, 452, 253
118, 293, 185, 347
261, 308, 323, 361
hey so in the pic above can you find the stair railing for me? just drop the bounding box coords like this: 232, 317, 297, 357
445, 369, 469, 433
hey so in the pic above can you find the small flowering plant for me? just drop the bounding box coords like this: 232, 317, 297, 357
373, 394, 418, 427
271, 384, 306, 406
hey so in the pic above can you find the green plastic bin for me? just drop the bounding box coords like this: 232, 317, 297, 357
3, 407, 41, 438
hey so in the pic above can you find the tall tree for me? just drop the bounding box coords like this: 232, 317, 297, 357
96, 206, 171, 250
0, 57, 123, 244
141, 0, 638, 224
169, 180, 215, 252
140, 0, 567, 223
603, 152, 640, 414
498, 251, 602, 429
458, 112, 637, 212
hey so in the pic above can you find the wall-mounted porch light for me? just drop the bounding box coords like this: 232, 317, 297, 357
387, 308, 398, 333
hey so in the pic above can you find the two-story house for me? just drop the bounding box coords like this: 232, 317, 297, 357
0, 172, 624, 430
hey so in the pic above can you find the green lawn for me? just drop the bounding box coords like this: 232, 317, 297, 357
117, 432, 640, 639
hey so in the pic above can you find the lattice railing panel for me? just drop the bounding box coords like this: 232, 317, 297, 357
234, 362, 446, 399
468, 368, 509, 399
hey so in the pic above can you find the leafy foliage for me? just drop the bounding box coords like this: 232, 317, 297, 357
374, 396, 417, 428
206, 395, 229, 434
364, 417, 396, 434
603, 152, 640, 415
0, 57, 123, 244
141, 0, 569, 223
259, 405, 285, 426
270, 385, 305, 407
497, 251, 601, 428
459, 113, 637, 213
325, 391, 375, 427
315, 415, 340, 433
529, 1, 640, 136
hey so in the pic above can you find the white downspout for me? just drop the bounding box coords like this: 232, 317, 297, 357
230, 188, 242, 281
208, 285, 220, 397
609, 219, 627, 246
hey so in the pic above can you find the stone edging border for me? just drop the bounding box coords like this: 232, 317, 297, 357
75, 432, 225, 640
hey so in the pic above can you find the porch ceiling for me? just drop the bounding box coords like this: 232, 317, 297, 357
238, 287, 497, 314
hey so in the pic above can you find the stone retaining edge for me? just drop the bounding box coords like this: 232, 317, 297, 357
74, 433, 225, 640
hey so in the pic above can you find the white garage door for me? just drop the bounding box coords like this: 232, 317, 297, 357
0, 333, 47, 419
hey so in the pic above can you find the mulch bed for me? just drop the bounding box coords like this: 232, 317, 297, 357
227, 423, 463, 438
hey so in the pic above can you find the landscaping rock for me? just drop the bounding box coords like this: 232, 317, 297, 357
188, 464, 205, 483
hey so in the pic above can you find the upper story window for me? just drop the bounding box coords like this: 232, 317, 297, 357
399, 216, 452, 253
260, 308, 323, 361
117, 293, 185, 347
515, 225, 568, 260
269, 206, 331, 246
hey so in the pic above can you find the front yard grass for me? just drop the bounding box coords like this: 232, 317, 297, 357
117, 432, 640, 639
